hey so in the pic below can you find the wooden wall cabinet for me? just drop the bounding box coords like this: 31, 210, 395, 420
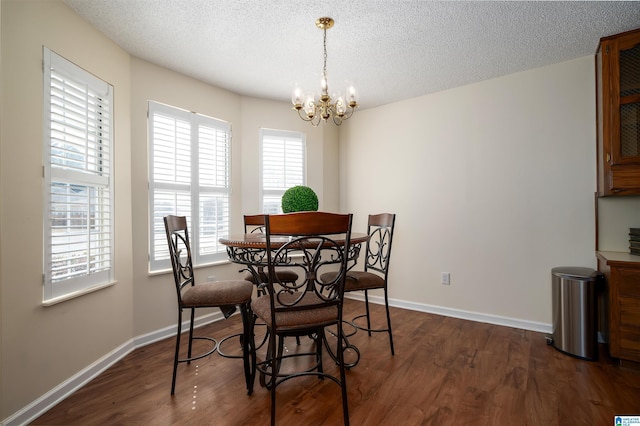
597, 252, 640, 363
597, 28, 640, 196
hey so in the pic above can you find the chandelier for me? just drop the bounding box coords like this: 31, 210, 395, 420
291, 17, 358, 127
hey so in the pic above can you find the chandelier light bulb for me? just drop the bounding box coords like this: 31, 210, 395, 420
291, 87, 303, 107
347, 85, 358, 107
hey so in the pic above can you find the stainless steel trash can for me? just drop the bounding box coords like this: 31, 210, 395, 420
548, 267, 602, 361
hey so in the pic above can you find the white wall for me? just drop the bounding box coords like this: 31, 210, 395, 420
340, 56, 598, 327
598, 196, 640, 251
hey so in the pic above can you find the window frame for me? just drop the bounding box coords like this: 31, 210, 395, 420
42, 47, 115, 302
148, 101, 231, 272
259, 128, 306, 214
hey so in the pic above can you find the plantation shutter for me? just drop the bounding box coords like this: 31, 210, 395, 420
261, 129, 305, 213
149, 101, 230, 271
43, 47, 114, 301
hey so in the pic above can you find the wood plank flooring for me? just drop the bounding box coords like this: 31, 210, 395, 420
31, 299, 640, 425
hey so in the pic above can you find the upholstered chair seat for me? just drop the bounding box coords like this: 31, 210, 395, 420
242, 269, 298, 285
321, 270, 385, 292
252, 292, 338, 330
181, 280, 253, 307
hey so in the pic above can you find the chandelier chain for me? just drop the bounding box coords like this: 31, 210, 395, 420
323, 27, 328, 85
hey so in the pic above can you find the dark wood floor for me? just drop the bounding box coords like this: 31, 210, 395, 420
32, 299, 640, 425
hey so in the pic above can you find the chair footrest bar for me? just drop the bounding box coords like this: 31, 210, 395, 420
217, 333, 244, 359
351, 313, 390, 333
177, 336, 217, 363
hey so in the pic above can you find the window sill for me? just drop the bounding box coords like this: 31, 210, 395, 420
42, 281, 117, 306
148, 258, 231, 277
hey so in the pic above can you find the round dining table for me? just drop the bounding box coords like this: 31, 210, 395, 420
219, 231, 369, 368
219, 232, 369, 271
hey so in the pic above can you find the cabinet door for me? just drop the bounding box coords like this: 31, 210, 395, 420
609, 266, 640, 362
609, 31, 640, 166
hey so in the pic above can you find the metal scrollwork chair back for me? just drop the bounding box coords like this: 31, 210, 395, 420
164, 215, 255, 396
353, 213, 396, 354
241, 214, 299, 287
324, 213, 397, 355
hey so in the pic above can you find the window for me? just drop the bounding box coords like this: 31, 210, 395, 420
260, 129, 306, 213
43, 48, 114, 301
148, 101, 231, 271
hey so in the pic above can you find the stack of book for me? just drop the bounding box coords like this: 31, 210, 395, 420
630, 228, 640, 255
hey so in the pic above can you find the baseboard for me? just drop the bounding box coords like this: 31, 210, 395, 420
2, 311, 224, 426
345, 293, 553, 334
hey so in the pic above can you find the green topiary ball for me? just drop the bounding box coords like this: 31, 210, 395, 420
281, 185, 319, 213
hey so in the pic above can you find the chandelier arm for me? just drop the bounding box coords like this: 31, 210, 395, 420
296, 108, 314, 122
295, 108, 309, 121
332, 103, 356, 125
342, 105, 355, 120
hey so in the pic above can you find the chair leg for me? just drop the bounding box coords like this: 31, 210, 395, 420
171, 309, 183, 396
240, 303, 255, 395
269, 327, 278, 426
316, 329, 324, 377
187, 308, 195, 361
277, 336, 285, 361
384, 290, 395, 355
337, 321, 350, 425
364, 290, 372, 337
271, 383, 277, 426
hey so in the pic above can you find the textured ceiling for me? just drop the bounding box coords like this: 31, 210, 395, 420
63, 1, 640, 109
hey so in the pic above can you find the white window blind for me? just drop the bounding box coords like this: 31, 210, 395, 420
43, 47, 114, 301
149, 101, 230, 271
260, 129, 305, 213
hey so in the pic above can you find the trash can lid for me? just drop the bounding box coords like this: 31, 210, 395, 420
552, 266, 600, 280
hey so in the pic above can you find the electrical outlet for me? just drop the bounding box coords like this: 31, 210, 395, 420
441, 272, 450, 285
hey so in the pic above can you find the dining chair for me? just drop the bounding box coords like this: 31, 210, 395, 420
241, 214, 299, 286
322, 213, 397, 355
164, 215, 255, 396
252, 211, 353, 426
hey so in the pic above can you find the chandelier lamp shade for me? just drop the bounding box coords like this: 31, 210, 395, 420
291, 17, 358, 127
